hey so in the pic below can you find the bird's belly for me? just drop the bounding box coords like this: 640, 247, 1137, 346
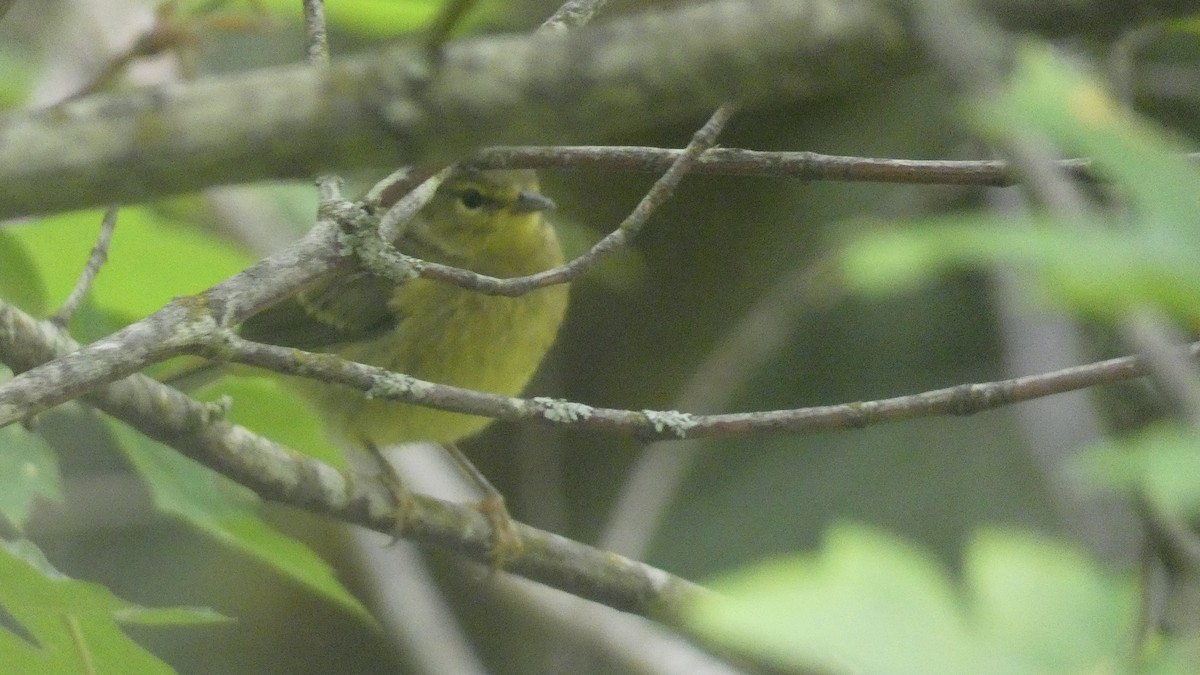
299, 281, 568, 446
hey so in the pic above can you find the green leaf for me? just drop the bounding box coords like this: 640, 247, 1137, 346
0, 51, 35, 110
1080, 423, 1200, 518
0, 231, 47, 315
6, 206, 252, 323
847, 46, 1200, 323
966, 530, 1137, 673
103, 420, 370, 623
686, 524, 1139, 675
687, 524, 975, 675
248, 0, 442, 37
841, 216, 1200, 319
1160, 16, 1200, 36
194, 376, 347, 470
0, 424, 63, 532
976, 44, 1200, 267
0, 538, 225, 674
225, 0, 524, 38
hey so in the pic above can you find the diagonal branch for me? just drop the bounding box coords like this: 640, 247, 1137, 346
3, 0, 1197, 219
0, 0, 909, 219
183, 328, 1200, 440
0, 211, 355, 428
0, 299, 708, 618
357, 104, 739, 296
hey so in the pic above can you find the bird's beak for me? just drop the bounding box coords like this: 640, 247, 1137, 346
511, 191, 557, 214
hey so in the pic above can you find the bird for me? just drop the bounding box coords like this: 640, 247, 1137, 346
236, 167, 569, 558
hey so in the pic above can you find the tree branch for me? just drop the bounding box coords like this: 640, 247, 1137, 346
0, 300, 708, 618
5, 0, 1198, 219
467, 145, 1188, 186
0, 0, 910, 219
11, 274, 1196, 446
0, 211, 356, 427
360, 104, 739, 297
50, 205, 119, 326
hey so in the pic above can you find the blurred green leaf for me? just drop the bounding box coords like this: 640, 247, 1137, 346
0, 51, 34, 109
687, 524, 1139, 674
966, 530, 1138, 673
231, 0, 525, 38
687, 524, 975, 675
1159, 16, 1200, 37
979, 44, 1200, 248
844, 47, 1200, 323
247, 0, 441, 37
111, 605, 228, 626
0, 424, 63, 532
0, 232, 47, 316
6, 206, 252, 323
1080, 423, 1200, 517
0, 538, 225, 674
62, 296, 135, 345
194, 376, 347, 470
842, 215, 1200, 319
103, 420, 370, 623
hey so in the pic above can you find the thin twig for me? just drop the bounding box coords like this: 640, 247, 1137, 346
302, 0, 330, 66
424, 0, 479, 52
1122, 311, 1200, 428
403, 104, 740, 298
346, 170, 451, 287
602, 259, 840, 556
466, 145, 1147, 186
0, 212, 356, 428
184, 329, 1200, 442
540, 0, 611, 32
0, 298, 709, 619
302, 0, 343, 202
377, 168, 450, 245
51, 206, 119, 327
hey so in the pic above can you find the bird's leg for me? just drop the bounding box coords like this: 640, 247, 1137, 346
440, 443, 524, 567
365, 441, 418, 543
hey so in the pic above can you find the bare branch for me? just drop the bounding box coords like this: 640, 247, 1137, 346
363, 104, 738, 297
0, 0, 910, 219
541, 0, 611, 32
4, 0, 1198, 218
0, 299, 709, 618
0, 214, 354, 427
167, 322, 1200, 442
51, 205, 119, 327
376, 168, 450, 247
602, 259, 839, 557
467, 145, 1135, 186
302, 0, 331, 66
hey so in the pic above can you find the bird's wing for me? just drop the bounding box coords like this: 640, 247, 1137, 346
239, 270, 401, 350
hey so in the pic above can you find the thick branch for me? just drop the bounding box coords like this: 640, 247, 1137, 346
0, 0, 909, 219
0, 301, 706, 618
0, 214, 354, 427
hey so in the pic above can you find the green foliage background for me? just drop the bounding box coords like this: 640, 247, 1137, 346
2, 1, 1200, 673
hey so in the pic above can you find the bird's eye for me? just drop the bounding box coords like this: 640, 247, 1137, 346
459, 188, 485, 210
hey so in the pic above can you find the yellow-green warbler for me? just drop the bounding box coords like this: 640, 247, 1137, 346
238, 168, 569, 552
